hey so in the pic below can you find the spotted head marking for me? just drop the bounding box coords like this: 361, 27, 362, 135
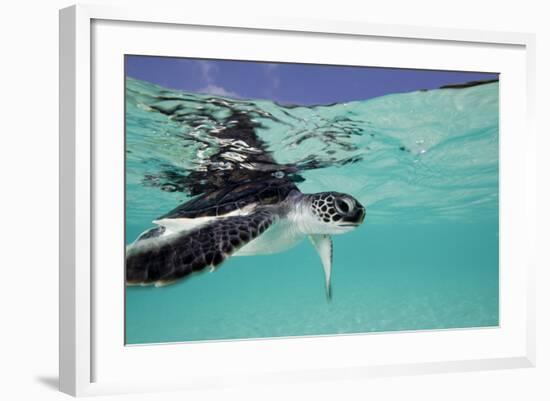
303, 192, 366, 234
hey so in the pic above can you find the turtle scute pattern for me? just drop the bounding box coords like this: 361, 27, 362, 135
126, 210, 277, 286
157, 178, 297, 220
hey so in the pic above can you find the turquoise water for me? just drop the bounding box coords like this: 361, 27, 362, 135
125, 77, 499, 345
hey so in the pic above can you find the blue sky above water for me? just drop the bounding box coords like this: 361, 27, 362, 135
126, 55, 498, 106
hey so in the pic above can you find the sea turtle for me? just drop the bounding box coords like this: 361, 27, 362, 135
126, 176, 365, 298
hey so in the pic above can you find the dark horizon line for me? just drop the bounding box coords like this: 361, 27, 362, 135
438, 78, 499, 89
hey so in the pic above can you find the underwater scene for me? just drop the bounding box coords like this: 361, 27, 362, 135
125, 60, 499, 345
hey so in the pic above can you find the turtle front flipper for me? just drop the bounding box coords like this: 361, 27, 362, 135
309, 234, 333, 301
126, 210, 277, 287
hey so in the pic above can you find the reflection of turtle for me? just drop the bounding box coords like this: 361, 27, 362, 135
126, 177, 365, 299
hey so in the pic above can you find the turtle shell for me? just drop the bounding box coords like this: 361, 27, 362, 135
157, 178, 298, 220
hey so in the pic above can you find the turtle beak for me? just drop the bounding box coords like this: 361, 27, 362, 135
355, 206, 366, 224
341, 205, 365, 226
350, 206, 365, 224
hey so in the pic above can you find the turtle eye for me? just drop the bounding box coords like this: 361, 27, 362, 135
335, 198, 352, 214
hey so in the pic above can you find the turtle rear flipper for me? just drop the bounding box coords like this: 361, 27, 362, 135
126, 210, 277, 286
131, 226, 167, 244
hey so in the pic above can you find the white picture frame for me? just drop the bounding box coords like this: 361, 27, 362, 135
59, 4, 536, 397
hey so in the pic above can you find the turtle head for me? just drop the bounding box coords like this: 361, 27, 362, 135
301, 192, 366, 234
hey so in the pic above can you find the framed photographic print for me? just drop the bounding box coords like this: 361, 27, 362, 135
59, 4, 536, 396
